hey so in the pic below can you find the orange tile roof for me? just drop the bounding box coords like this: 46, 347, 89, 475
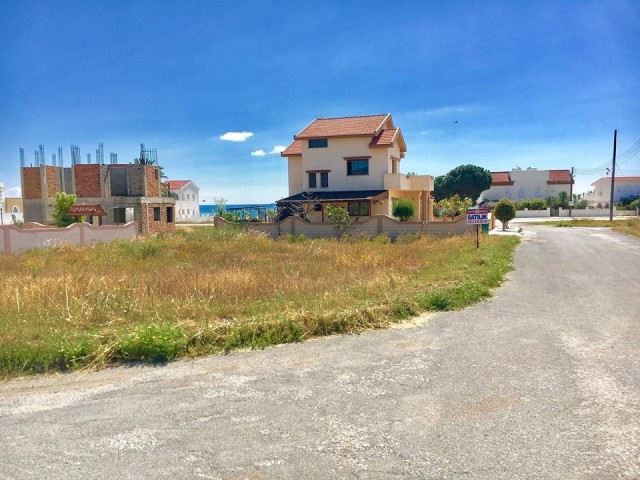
369, 128, 398, 147
547, 170, 573, 184
491, 172, 513, 185
295, 114, 390, 139
281, 139, 302, 156
165, 180, 191, 189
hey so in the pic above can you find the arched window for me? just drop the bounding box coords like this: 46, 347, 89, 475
12, 206, 20, 213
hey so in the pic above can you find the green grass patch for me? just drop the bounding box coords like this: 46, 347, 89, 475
0, 229, 518, 379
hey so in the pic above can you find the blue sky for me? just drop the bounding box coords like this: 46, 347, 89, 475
1, 0, 639, 203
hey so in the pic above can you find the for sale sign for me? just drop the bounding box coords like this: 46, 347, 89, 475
466, 209, 489, 225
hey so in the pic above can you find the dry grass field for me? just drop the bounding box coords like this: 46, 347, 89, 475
0, 227, 518, 378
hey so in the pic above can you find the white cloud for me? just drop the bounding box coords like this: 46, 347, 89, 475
220, 131, 254, 142
6, 186, 21, 197
251, 146, 286, 157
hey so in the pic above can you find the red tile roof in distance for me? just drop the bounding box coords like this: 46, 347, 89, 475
281, 139, 302, 156
491, 172, 513, 186
369, 128, 398, 147
165, 180, 191, 189
295, 114, 389, 139
547, 170, 574, 184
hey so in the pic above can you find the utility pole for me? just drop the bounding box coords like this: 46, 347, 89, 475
609, 130, 617, 222
569, 166, 574, 217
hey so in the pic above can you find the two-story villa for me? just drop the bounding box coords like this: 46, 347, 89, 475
277, 114, 434, 222
165, 180, 200, 221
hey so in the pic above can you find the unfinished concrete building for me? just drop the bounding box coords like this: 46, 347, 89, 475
21, 163, 175, 235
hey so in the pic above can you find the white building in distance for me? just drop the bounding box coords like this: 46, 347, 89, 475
479, 167, 573, 202
584, 176, 640, 207
166, 180, 200, 221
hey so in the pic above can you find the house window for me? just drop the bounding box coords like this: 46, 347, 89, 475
347, 159, 369, 176
535, 187, 542, 198
320, 172, 328, 188
153, 207, 161, 221
314, 203, 322, 211
12, 205, 19, 213
308, 139, 328, 148
167, 207, 174, 223
504, 187, 511, 199
348, 201, 370, 216
518, 187, 525, 198
308, 172, 317, 188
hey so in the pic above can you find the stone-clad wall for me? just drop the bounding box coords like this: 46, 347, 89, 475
127, 165, 145, 196
145, 165, 160, 197
45, 166, 60, 197
139, 202, 175, 234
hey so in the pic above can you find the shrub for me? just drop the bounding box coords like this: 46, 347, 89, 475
494, 198, 516, 230
515, 199, 546, 210
117, 323, 186, 362
392, 199, 416, 221
52, 192, 84, 227
326, 205, 352, 237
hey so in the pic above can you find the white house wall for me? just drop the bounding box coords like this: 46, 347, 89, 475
288, 157, 303, 196
299, 137, 392, 193
175, 183, 200, 220
481, 170, 571, 202
585, 178, 640, 205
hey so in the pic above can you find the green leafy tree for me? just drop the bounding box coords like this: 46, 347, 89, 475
326, 205, 352, 238
494, 198, 516, 231
557, 191, 570, 208
434, 194, 472, 220
392, 199, 416, 221
52, 192, 83, 227
434, 164, 492, 202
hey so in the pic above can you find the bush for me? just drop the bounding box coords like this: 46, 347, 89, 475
515, 199, 546, 210
494, 198, 516, 230
117, 323, 186, 362
392, 199, 416, 221
326, 205, 352, 237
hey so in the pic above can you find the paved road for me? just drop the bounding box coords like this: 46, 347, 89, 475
1, 226, 639, 479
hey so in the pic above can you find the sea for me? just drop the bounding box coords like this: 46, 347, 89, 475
199, 204, 277, 217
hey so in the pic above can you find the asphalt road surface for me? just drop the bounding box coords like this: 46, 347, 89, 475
1, 225, 639, 479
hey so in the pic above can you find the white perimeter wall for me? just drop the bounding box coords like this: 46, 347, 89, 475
1, 222, 138, 255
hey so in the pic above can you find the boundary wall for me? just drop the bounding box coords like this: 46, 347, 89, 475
212, 214, 474, 239
516, 208, 638, 218
1, 222, 137, 255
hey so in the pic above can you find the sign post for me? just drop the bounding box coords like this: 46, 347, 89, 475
466, 209, 489, 248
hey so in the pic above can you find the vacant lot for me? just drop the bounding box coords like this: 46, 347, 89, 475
0, 228, 518, 378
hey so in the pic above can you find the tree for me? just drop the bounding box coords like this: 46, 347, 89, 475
213, 197, 228, 215
434, 194, 472, 220
52, 192, 83, 227
326, 205, 352, 238
434, 164, 492, 202
392, 199, 416, 221
494, 198, 516, 231
557, 191, 569, 208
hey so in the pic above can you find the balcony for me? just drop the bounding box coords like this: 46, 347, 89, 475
384, 173, 434, 191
